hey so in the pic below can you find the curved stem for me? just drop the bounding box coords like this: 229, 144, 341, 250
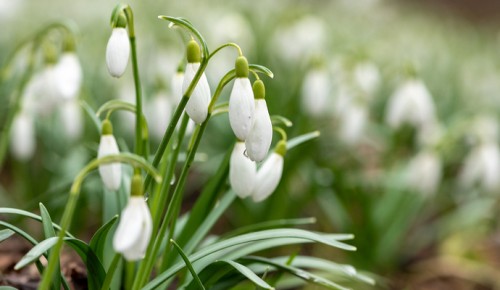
208, 42, 243, 61
273, 126, 288, 142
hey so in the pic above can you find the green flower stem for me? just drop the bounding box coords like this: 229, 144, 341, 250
208, 42, 243, 61
39, 154, 161, 289
129, 36, 145, 159
150, 113, 190, 232
143, 61, 208, 190
133, 119, 209, 290
100, 253, 120, 290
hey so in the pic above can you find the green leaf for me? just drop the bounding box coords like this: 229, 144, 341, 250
13, 235, 106, 290
218, 260, 274, 290
240, 256, 349, 290
171, 239, 206, 290
0, 286, 19, 290
287, 131, 321, 150
0, 207, 75, 238
39, 203, 61, 290
90, 215, 118, 262
220, 217, 317, 240
15, 237, 58, 270
0, 229, 14, 243
143, 229, 354, 290
269, 256, 375, 285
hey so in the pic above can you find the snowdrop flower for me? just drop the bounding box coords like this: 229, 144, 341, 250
106, 15, 130, 78
10, 111, 35, 161
385, 79, 436, 130
354, 62, 380, 97
230, 141, 256, 198
338, 103, 367, 145
38, 64, 63, 114
182, 40, 211, 124
245, 80, 273, 162
301, 66, 331, 117
145, 91, 172, 140
252, 141, 286, 202
59, 99, 83, 141
229, 56, 255, 140
406, 150, 442, 196
98, 120, 122, 191
55, 52, 83, 100
113, 175, 152, 261
459, 142, 500, 192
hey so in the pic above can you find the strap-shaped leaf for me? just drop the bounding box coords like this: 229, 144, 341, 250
171, 239, 205, 290
89, 215, 118, 262
39, 203, 61, 290
0, 229, 14, 243
14, 236, 106, 290
15, 237, 58, 270
218, 260, 274, 290
240, 256, 349, 290
0, 207, 74, 238
143, 229, 355, 290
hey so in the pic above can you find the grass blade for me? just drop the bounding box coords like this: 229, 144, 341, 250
218, 260, 274, 290
0, 229, 14, 243
171, 239, 206, 290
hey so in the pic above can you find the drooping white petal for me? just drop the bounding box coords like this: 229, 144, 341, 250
106, 28, 130, 78
229, 142, 256, 198
354, 62, 380, 96
183, 63, 211, 124
245, 99, 272, 162
229, 78, 255, 140
10, 111, 35, 161
98, 134, 122, 191
338, 103, 367, 145
39, 65, 63, 113
55, 52, 83, 100
145, 92, 172, 140
113, 196, 152, 261
252, 153, 284, 202
301, 68, 331, 116
406, 150, 442, 196
459, 142, 500, 192
113, 197, 144, 252
385, 79, 436, 130
172, 72, 184, 105
60, 99, 83, 140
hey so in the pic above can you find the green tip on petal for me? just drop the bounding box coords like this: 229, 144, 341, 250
275, 140, 287, 156
115, 13, 127, 28
235, 56, 249, 78
131, 173, 144, 196
102, 119, 113, 135
252, 79, 265, 99
187, 39, 201, 63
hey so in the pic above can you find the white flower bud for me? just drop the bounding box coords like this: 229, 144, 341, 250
229, 78, 255, 140
229, 142, 256, 198
98, 134, 122, 191
459, 142, 500, 192
113, 196, 152, 261
106, 28, 130, 78
60, 99, 83, 141
252, 152, 284, 202
406, 150, 442, 196
245, 99, 272, 162
385, 79, 436, 130
301, 67, 331, 117
354, 62, 380, 96
10, 111, 35, 161
55, 52, 83, 100
145, 92, 172, 140
338, 103, 367, 145
182, 63, 211, 124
